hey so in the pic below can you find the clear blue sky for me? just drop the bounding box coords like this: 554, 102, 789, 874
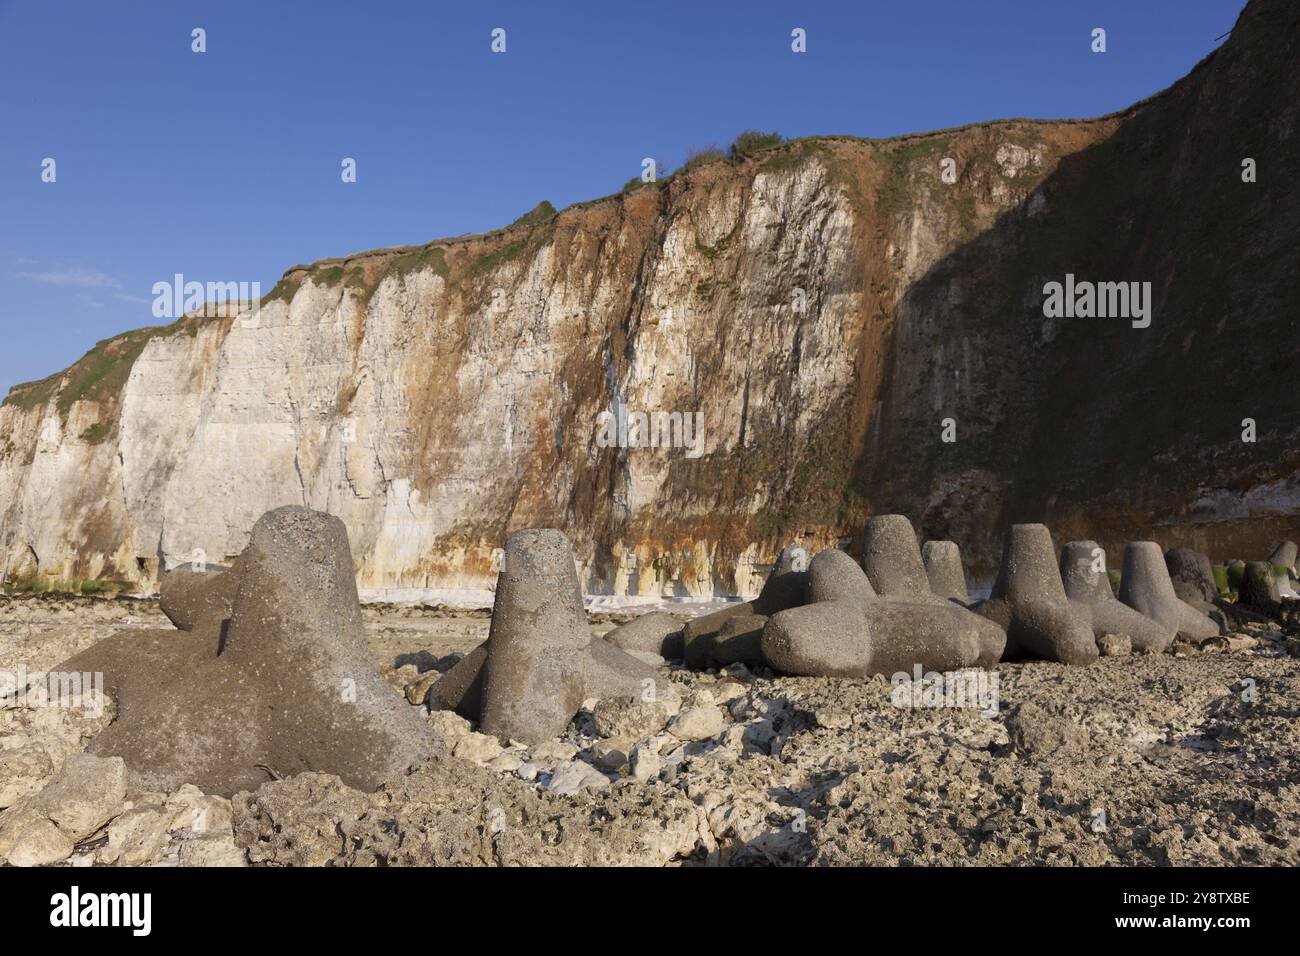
0, 0, 1243, 396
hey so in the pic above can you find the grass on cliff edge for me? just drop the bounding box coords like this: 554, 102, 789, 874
509, 200, 557, 228
2, 316, 201, 417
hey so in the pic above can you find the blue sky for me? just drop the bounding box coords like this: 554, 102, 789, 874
0, 0, 1243, 396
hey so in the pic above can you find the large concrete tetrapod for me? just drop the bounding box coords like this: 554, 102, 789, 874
1060, 541, 1174, 654
1117, 542, 1221, 642
603, 611, 684, 659
461, 529, 663, 745
1265, 541, 1299, 598
1164, 547, 1220, 613
862, 516, 1004, 666
922, 540, 970, 604
1267, 540, 1297, 572
681, 543, 810, 669
760, 548, 987, 677
158, 561, 239, 632
974, 524, 1098, 665
59, 506, 434, 796
1237, 560, 1284, 616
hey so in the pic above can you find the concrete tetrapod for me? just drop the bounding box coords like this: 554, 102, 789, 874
921, 540, 970, 604
1237, 560, 1284, 616
59, 506, 434, 796
760, 548, 988, 677
1164, 547, 1220, 612
1060, 541, 1174, 654
1267, 540, 1298, 572
425, 644, 487, 717
1265, 541, 1299, 598
681, 543, 810, 669
861, 515, 934, 602
862, 516, 1006, 666
603, 611, 684, 660
973, 524, 1098, 665
158, 561, 239, 631
1118, 542, 1221, 642
477, 529, 663, 745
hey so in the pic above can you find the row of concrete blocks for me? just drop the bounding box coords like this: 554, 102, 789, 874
67, 514, 674, 791
59, 507, 1284, 795
609, 518, 1238, 677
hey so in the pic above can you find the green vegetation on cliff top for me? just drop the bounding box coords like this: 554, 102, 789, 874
2, 314, 203, 416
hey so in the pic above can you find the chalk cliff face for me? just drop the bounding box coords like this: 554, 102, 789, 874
2, 0, 1297, 598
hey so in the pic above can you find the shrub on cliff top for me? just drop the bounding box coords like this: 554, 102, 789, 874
680, 145, 726, 174
510, 201, 558, 229
731, 130, 783, 159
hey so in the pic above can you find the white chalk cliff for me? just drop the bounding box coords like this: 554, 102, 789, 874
3, 0, 1297, 598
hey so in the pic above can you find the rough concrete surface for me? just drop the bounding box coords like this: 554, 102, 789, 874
977, 524, 1098, 665
1061, 541, 1175, 654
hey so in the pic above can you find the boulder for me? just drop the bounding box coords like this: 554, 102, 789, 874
629, 746, 661, 782
1005, 703, 1089, 757
603, 611, 684, 659
682, 543, 809, 669
1118, 541, 1221, 643
921, 540, 970, 603
479, 529, 661, 745
4, 819, 75, 867
591, 693, 679, 739
1060, 541, 1174, 654
973, 524, 1098, 665
0, 754, 127, 866
667, 706, 725, 742
1097, 633, 1132, 656
58, 507, 434, 796
158, 562, 239, 631
545, 761, 610, 797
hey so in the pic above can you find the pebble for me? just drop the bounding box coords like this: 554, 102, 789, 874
546, 761, 610, 796
452, 732, 504, 766
668, 706, 725, 742
630, 745, 662, 782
